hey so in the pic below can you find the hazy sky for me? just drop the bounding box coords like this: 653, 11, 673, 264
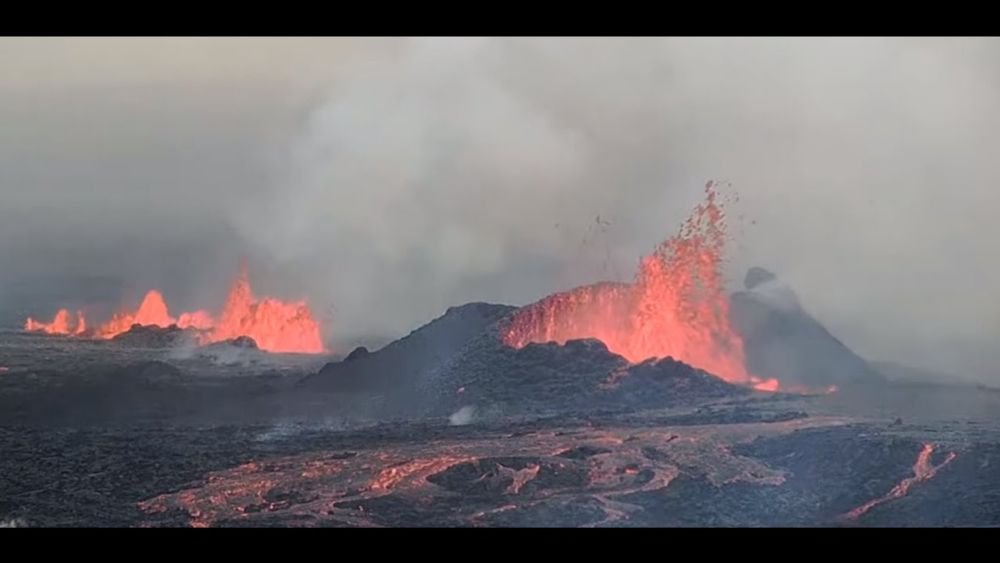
1, 37, 998, 381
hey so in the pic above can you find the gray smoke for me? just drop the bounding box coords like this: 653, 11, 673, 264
2, 38, 999, 382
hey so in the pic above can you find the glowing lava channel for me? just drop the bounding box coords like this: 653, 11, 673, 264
844, 443, 956, 521
503, 182, 778, 390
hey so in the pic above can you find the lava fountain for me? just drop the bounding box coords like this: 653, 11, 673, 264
200, 264, 325, 354
24, 264, 325, 354
503, 182, 776, 389
24, 309, 87, 336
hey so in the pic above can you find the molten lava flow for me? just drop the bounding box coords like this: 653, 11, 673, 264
202, 265, 325, 354
138, 418, 835, 528
25, 264, 326, 354
844, 443, 957, 521
24, 309, 87, 336
503, 182, 773, 389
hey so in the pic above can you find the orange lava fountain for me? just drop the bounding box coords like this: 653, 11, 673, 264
24, 264, 325, 354
201, 264, 325, 354
503, 182, 777, 390
97, 290, 178, 338
24, 309, 87, 336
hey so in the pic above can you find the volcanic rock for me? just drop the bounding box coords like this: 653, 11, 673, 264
202, 336, 259, 350
744, 266, 778, 290
193, 336, 264, 366
300, 300, 749, 419
428, 334, 748, 418
111, 324, 196, 348
729, 268, 884, 388
230, 336, 259, 349
122, 360, 183, 381
300, 302, 516, 393
344, 346, 370, 362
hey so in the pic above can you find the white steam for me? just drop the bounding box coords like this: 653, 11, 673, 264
449, 405, 476, 426
231, 37, 1000, 382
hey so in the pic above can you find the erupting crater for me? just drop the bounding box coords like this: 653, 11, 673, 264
503, 182, 778, 391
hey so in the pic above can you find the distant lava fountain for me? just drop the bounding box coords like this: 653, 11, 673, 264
24, 263, 325, 354
199, 264, 324, 354
24, 309, 87, 336
503, 182, 777, 390
96, 290, 206, 338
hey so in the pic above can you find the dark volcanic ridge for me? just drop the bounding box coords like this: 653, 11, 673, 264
111, 324, 197, 348
112, 324, 261, 353
1, 268, 904, 429
730, 267, 886, 389
300, 302, 750, 421
300, 267, 888, 421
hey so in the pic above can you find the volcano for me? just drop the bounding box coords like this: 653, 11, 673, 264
501, 183, 778, 392
729, 267, 885, 389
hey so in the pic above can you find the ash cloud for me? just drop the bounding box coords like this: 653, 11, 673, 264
2, 38, 999, 382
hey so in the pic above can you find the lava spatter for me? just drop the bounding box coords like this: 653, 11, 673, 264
24, 309, 87, 336
503, 182, 775, 390
202, 264, 324, 354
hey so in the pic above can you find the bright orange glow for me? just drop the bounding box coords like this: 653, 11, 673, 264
177, 310, 214, 331
503, 182, 769, 388
97, 290, 175, 338
752, 379, 780, 392
73, 310, 87, 335
201, 264, 325, 354
25, 309, 87, 336
24, 264, 326, 354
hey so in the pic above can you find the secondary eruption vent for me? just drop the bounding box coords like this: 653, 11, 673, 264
24, 309, 87, 336
503, 182, 778, 391
24, 264, 325, 354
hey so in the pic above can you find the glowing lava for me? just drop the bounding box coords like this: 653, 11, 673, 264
844, 443, 956, 521
24, 264, 326, 354
201, 264, 325, 354
97, 290, 176, 338
503, 182, 776, 390
24, 309, 87, 336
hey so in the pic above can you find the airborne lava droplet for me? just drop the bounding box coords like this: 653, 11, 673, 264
503, 182, 774, 389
